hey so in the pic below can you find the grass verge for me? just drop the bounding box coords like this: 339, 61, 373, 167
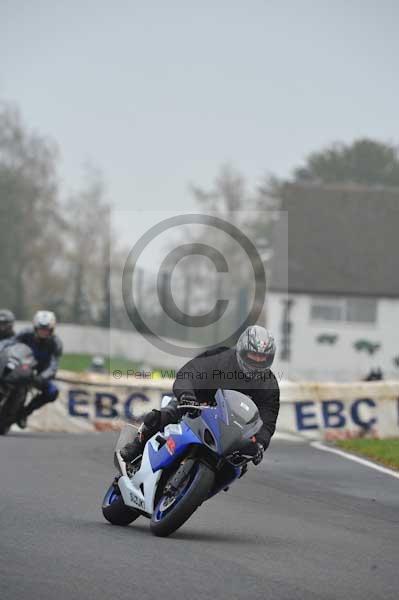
60, 353, 142, 373
336, 438, 399, 470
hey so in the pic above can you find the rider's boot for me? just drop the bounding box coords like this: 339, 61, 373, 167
120, 437, 144, 463
16, 411, 28, 429
120, 424, 152, 464
16, 393, 45, 429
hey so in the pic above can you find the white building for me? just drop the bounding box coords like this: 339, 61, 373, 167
266, 183, 399, 381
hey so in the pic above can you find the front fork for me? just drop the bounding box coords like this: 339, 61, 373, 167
164, 457, 197, 496
162, 450, 245, 501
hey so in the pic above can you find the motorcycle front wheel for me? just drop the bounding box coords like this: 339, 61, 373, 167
0, 400, 11, 435
0, 423, 10, 435
102, 481, 141, 526
0, 388, 27, 434
150, 461, 215, 538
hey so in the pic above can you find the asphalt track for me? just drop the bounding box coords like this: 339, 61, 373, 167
1, 432, 398, 600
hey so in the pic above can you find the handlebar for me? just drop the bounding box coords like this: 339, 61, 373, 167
178, 404, 209, 411
225, 451, 254, 468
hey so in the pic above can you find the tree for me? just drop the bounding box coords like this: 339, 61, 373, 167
293, 138, 399, 186
64, 167, 113, 325
0, 100, 122, 328
0, 102, 62, 318
191, 164, 276, 271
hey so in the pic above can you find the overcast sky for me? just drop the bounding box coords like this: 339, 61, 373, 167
1, 0, 398, 216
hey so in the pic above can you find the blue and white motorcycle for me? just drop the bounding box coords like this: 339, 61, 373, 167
102, 389, 263, 537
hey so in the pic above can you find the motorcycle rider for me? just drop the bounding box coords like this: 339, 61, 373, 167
121, 325, 279, 466
14, 311, 63, 428
88, 355, 106, 374
0, 309, 16, 349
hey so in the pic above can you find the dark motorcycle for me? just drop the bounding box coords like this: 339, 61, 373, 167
0, 343, 36, 435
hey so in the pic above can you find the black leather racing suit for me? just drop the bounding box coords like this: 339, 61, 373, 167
123, 347, 280, 460
13, 328, 63, 416
171, 347, 280, 449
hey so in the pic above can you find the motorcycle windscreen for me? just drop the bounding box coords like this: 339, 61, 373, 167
114, 423, 138, 453
217, 389, 263, 454
222, 389, 259, 425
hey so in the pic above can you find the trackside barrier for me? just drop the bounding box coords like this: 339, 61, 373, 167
26, 372, 399, 440
27, 370, 173, 433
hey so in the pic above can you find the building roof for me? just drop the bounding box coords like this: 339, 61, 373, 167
269, 183, 399, 298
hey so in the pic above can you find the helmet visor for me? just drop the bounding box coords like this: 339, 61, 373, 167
241, 350, 273, 370
36, 326, 52, 338
246, 351, 267, 363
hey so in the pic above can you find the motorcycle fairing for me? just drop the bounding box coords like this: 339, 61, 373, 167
214, 388, 230, 425
148, 422, 202, 472
118, 424, 202, 515
118, 438, 162, 515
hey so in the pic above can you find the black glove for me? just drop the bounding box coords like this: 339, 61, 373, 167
178, 391, 197, 405
252, 443, 264, 466
177, 392, 199, 417
32, 374, 45, 390
143, 409, 162, 429
240, 440, 264, 465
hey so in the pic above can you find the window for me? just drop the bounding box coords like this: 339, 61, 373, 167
310, 303, 343, 321
310, 298, 377, 324
346, 298, 377, 323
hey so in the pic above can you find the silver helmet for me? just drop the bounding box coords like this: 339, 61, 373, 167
236, 325, 276, 377
0, 309, 15, 336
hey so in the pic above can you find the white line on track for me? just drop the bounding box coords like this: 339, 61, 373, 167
311, 441, 399, 480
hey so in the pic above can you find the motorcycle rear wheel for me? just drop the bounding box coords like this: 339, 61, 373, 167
150, 461, 214, 538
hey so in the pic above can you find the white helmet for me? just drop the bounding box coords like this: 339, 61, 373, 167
33, 310, 56, 338
90, 355, 105, 372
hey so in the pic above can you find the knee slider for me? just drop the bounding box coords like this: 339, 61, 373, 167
46, 381, 59, 402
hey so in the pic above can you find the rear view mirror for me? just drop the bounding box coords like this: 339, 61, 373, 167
161, 394, 174, 409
